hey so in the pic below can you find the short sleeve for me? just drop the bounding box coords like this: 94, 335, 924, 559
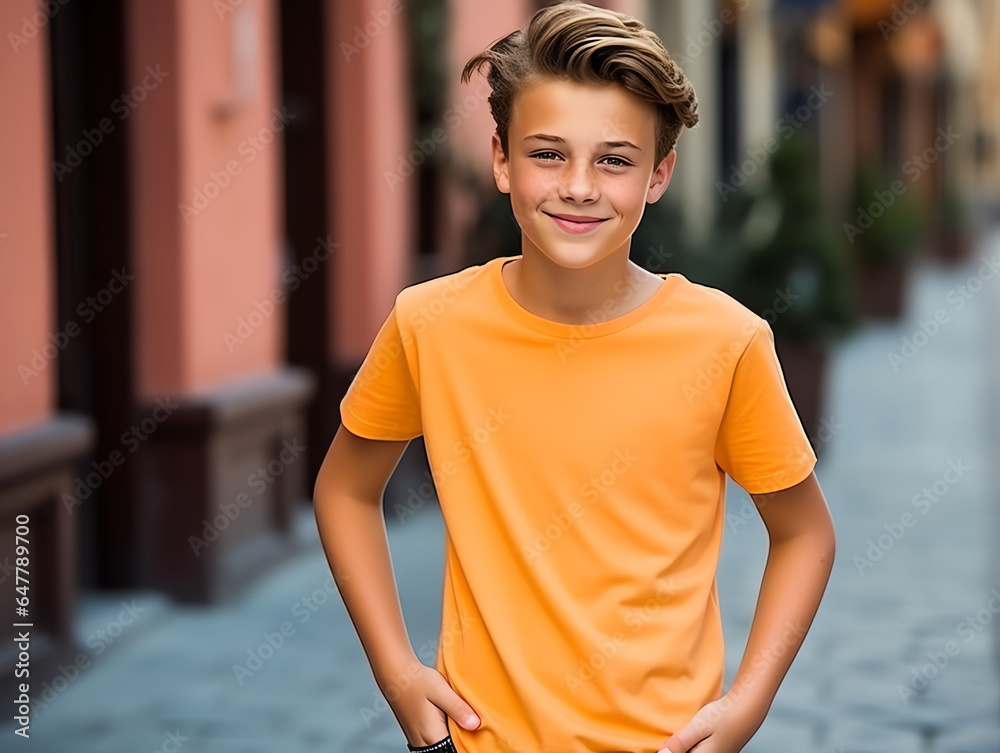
340, 303, 423, 441
713, 320, 817, 494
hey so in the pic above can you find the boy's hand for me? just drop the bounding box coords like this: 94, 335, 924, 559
657, 691, 765, 753
377, 661, 481, 748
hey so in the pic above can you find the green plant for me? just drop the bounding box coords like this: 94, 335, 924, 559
941, 186, 970, 234
462, 189, 523, 267
406, 0, 449, 146
630, 197, 740, 292
635, 131, 858, 342
847, 163, 925, 263
727, 131, 858, 341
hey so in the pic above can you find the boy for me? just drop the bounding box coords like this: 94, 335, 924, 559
313, 2, 836, 752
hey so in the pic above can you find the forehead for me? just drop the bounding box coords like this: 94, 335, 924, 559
509, 77, 657, 146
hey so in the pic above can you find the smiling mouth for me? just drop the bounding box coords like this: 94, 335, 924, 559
544, 212, 610, 223
543, 212, 611, 234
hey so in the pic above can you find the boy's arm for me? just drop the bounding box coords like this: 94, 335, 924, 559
313, 424, 481, 746
662, 470, 835, 753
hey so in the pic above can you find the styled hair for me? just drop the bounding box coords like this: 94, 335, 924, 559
460, 0, 699, 168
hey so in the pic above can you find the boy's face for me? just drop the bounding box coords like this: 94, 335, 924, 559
491, 76, 676, 270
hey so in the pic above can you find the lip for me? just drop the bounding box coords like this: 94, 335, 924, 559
544, 211, 610, 235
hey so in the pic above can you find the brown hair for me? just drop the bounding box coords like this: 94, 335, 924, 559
460, 0, 699, 168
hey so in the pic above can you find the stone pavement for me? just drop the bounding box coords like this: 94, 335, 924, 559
4, 231, 1000, 752
716, 228, 1000, 752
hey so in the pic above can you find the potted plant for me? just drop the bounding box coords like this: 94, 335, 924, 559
726, 131, 858, 449
936, 186, 975, 264
635, 131, 858, 451
847, 163, 925, 319
630, 193, 742, 292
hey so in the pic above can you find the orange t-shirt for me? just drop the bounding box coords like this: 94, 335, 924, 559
340, 255, 817, 753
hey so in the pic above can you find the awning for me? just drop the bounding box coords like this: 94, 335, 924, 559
846, 0, 916, 28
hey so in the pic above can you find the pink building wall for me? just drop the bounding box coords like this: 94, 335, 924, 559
446, 1, 533, 180
1, 0, 663, 422
128, 0, 284, 400
0, 0, 56, 433
437, 1, 534, 270
328, 0, 416, 361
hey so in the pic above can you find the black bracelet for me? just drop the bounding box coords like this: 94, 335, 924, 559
406, 735, 456, 752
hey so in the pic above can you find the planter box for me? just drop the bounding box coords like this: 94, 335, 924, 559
855, 257, 910, 320
774, 335, 830, 459
0, 414, 94, 708
135, 368, 315, 604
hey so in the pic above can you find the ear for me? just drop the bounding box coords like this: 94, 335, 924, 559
491, 131, 511, 195
646, 149, 677, 204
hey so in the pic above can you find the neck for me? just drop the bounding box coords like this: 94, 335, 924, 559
504, 247, 661, 325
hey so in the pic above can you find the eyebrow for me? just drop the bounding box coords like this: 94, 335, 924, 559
522, 134, 642, 152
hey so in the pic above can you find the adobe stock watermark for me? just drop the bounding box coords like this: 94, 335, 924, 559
715, 620, 809, 707
717, 85, 834, 200
886, 253, 999, 373
213, 0, 246, 19
662, 621, 809, 737
553, 267, 657, 363
351, 275, 471, 397
61, 397, 181, 515
683, 304, 797, 405
394, 405, 512, 524
29, 599, 149, 715
673, 0, 749, 66
878, 0, 928, 40
384, 81, 491, 191
179, 106, 297, 223
18, 268, 135, 386
392, 472, 438, 523
223, 236, 339, 353
357, 611, 479, 727
621, 577, 682, 631
150, 730, 189, 753
0, 556, 14, 585
726, 417, 843, 535
644, 244, 675, 271
52, 65, 169, 183
520, 448, 638, 562
189, 438, 305, 556
340, 0, 413, 62
233, 572, 340, 685
564, 576, 679, 694
853, 458, 970, 575
843, 126, 960, 245
7, 0, 71, 53
896, 586, 1000, 704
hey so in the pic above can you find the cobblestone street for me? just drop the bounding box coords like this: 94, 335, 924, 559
717, 230, 1000, 752
4, 233, 1000, 753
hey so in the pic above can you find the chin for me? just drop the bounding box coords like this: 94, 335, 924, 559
538, 247, 618, 270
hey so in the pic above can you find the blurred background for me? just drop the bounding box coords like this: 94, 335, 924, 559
0, 0, 998, 750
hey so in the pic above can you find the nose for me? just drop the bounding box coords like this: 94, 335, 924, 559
559, 159, 600, 204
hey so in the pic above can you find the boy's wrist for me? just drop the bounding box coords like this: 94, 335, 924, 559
723, 674, 776, 719
373, 649, 425, 689
714, 684, 772, 750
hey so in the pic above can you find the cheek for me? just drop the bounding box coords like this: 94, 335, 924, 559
511, 170, 554, 201
607, 180, 649, 215
509, 171, 554, 210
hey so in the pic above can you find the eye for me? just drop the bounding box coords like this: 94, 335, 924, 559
601, 156, 632, 168
530, 151, 562, 162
